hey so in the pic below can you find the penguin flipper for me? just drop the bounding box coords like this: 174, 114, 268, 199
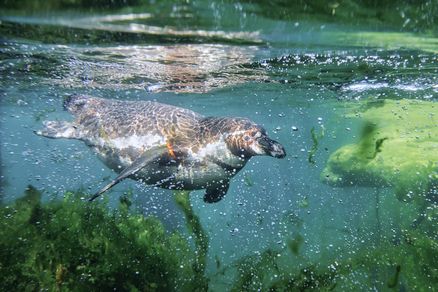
89, 145, 167, 201
203, 181, 230, 203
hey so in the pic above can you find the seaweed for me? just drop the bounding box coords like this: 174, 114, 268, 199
228, 249, 337, 291
287, 234, 304, 256
387, 264, 401, 289
243, 173, 254, 187
268, 266, 337, 292
0, 184, 436, 291
372, 137, 387, 159
173, 191, 209, 291
0, 186, 202, 291
356, 121, 377, 159
336, 230, 438, 291
225, 228, 437, 291
308, 126, 324, 165
298, 196, 309, 209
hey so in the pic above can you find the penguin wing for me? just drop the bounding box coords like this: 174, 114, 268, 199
89, 145, 168, 201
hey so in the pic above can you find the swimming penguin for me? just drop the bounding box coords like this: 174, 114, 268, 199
36, 95, 286, 203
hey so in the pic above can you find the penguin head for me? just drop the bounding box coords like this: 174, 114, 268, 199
225, 119, 286, 159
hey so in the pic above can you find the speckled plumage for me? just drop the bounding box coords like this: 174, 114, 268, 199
37, 94, 286, 202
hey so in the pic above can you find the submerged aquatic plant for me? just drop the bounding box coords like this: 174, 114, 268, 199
173, 191, 209, 291
321, 99, 437, 204
228, 248, 337, 291
224, 228, 437, 291
0, 186, 206, 291
308, 126, 325, 165
336, 229, 438, 291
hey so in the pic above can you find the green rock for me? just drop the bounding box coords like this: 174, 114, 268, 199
322, 99, 437, 202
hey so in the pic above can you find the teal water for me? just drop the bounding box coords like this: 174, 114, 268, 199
1, 1, 438, 291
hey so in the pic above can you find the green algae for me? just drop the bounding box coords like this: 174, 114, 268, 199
243, 173, 254, 187
0, 145, 436, 292
228, 248, 337, 291
335, 230, 438, 291
308, 126, 324, 165
287, 234, 304, 256
173, 191, 209, 291
0, 186, 204, 291
322, 99, 438, 203
225, 228, 437, 291
387, 264, 401, 289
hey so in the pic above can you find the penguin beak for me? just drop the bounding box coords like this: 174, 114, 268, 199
258, 137, 286, 158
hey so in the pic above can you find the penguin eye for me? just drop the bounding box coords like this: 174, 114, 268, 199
243, 135, 251, 142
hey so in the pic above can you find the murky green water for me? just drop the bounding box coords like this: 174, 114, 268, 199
1, 1, 437, 291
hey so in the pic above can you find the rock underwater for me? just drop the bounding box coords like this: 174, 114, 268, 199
321, 99, 437, 203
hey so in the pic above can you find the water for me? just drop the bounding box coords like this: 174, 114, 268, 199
1, 1, 438, 291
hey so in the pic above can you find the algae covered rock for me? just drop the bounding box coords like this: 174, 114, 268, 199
0, 186, 205, 291
322, 99, 437, 202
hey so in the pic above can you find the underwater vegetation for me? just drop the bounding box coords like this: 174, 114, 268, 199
1, 185, 436, 291
322, 99, 437, 204
173, 191, 209, 290
308, 126, 325, 165
0, 186, 207, 291
228, 249, 336, 291
224, 228, 437, 291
